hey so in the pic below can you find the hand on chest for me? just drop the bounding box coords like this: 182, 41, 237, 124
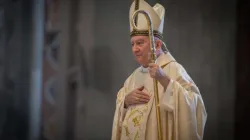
131, 72, 165, 98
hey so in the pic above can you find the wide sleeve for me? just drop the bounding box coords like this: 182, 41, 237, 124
160, 62, 207, 140
111, 87, 127, 140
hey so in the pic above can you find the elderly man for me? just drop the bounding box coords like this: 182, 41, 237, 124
112, 0, 207, 140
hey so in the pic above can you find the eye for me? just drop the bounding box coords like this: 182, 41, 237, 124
137, 41, 144, 46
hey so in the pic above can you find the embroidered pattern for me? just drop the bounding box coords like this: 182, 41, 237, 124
117, 90, 124, 105
122, 103, 149, 140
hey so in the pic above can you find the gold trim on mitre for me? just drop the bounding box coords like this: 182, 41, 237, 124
129, 0, 165, 39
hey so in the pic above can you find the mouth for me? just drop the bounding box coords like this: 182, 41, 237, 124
135, 56, 142, 59
135, 54, 142, 57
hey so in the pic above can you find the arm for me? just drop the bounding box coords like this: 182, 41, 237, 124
160, 62, 207, 140
161, 79, 207, 140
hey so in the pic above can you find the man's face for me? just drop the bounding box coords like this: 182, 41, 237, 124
131, 36, 162, 67
131, 36, 151, 67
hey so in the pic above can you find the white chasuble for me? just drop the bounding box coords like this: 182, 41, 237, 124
112, 53, 207, 140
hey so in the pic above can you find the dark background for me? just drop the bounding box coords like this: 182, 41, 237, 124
0, 0, 249, 140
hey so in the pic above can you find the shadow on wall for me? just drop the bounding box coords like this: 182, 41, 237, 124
0, 84, 28, 140
76, 46, 123, 140
92, 46, 114, 93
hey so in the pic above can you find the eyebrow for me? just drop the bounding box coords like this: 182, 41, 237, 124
131, 39, 144, 43
136, 39, 144, 42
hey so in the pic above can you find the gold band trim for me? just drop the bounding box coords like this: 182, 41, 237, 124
161, 60, 176, 69
130, 30, 163, 40
134, 0, 139, 26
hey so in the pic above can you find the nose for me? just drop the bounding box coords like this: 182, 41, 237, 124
132, 45, 140, 53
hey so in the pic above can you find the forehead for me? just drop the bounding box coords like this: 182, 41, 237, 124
130, 36, 149, 42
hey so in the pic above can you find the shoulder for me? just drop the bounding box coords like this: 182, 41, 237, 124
163, 61, 194, 83
116, 67, 140, 96
163, 61, 199, 92
123, 67, 141, 86
162, 61, 185, 80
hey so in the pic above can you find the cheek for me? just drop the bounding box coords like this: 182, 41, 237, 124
144, 43, 151, 51
142, 46, 151, 56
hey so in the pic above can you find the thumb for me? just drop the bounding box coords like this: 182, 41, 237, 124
137, 86, 144, 91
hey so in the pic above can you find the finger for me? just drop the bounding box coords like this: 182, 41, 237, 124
148, 68, 156, 73
136, 93, 150, 100
148, 63, 155, 66
138, 96, 150, 102
134, 97, 150, 104
148, 65, 154, 69
148, 70, 155, 78
136, 90, 150, 96
148, 63, 158, 68
148, 69, 155, 76
138, 99, 150, 104
136, 91, 150, 99
148, 67, 157, 73
136, 86, 144, 91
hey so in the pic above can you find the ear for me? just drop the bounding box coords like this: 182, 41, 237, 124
155, 39, 162, 51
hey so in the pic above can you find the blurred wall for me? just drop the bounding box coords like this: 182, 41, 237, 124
74, 0, 236, 140
0, 0, 42, 139
0, 0, 29, 139
0, 0, 236, 139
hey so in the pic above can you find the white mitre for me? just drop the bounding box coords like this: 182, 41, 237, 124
129, 0, 165, 39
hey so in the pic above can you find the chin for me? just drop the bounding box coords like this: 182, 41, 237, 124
136, 59, 147, 66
